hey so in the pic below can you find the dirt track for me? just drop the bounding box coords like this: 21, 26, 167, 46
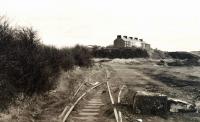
67, 65, 119, 122
103, 59, 200, 122
1, 59, 200, 122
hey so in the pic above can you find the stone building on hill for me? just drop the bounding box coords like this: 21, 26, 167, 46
113, 35, 151, 50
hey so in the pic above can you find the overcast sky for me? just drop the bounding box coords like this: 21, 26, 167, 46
0, 0, 200, 51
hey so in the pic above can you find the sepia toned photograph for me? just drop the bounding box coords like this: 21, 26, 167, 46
0, 0, 200, 122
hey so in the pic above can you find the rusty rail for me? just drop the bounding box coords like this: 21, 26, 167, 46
60, 82, 104, 122
118, 85, 126, 122
106, 69, 120, 122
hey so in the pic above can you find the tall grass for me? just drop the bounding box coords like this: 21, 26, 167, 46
0, 17, 92, 111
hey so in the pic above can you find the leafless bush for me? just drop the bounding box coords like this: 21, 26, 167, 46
72, 45, 92, 67
0, 17, 92, 111
60, 48, 75, 71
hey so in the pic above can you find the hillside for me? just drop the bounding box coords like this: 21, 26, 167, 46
191, 51, 200, 57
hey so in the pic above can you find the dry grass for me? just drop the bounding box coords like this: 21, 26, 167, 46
0, 66, 93, 122
0, 16, 92, 112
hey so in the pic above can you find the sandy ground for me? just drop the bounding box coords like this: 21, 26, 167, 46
103, 59, 200, 122
67, 64, 118, 122
1, 58, 200, 122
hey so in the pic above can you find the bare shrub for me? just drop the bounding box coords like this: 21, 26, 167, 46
60, 48, 75, 71
0, 17, 92, 111
72, 45, 92, 67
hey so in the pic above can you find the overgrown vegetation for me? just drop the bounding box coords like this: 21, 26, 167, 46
166, 52, 200, 60
151, 49, 170, 59
92, 47, 149, 59
0, 17, 92, 111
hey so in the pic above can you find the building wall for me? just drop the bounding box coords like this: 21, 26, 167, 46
135, 41, 142, 47
125, 41, 131, 47
114, 38, 125, 48
144, 43, 151, 50
114, 35, 151, 50
141, 43, 151, 50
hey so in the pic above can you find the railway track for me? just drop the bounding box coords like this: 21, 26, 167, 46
59, 69, 123, 122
